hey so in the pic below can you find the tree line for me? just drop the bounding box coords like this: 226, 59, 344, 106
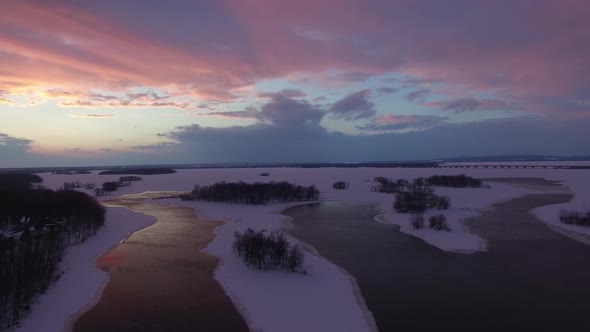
0, 174, 105, 329
98, 168, 175, 175
426, 174, 482, 188
560, 208, 590, 227
372, 174, 483, 193
181, 181, 320, 205
118, 176, 142, 182
51, 170, 91, 175
232, 229, 304, 272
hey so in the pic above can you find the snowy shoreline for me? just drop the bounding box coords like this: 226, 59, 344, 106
17, 167, 589, 332
13, 207, 156, 332
158, 198, 379, 332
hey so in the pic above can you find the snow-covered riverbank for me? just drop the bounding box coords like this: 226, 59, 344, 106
12, 207, 154, 332
24, 166, 589, 332
39, 167, 586, 253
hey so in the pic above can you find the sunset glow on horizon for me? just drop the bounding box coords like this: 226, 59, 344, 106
1, 0, 590, 167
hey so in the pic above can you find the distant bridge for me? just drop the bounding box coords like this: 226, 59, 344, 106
439, 164, 590, 170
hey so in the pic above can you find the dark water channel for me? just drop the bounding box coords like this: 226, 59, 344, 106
73, 194, 248, 332
285, 192, 590, 331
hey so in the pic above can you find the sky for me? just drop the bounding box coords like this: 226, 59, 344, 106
1, 0, 590, 167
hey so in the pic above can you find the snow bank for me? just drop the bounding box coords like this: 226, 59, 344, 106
13, 207, 155, 332
30, 167, 590, 332
152, 198, 378, 332
532, 172, 590, 245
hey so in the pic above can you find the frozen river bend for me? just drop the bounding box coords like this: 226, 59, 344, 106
286, 178, 590, 331
72, 193, 249, 332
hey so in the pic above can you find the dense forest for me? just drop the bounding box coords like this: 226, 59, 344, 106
0, 174, 105, 329
232, 229, 304, 272
181, 181, 320, 205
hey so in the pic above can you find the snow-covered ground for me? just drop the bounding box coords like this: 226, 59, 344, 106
532, 175, 590, 246
38, 167, 588, 252
152, 199, 378, 332
13, 207, 155, 332
28, 167, 590, 332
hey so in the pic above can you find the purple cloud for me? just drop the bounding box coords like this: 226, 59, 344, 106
357, 114, 447, 132
426, 98, 516, 113
197, 95, 324, 127
153, 116, 590, 164
378, 87, 398, 94
329, 71, 373, 82
256, 89, 307, 99
328, 90, 376, 120
404, 89, 430, 102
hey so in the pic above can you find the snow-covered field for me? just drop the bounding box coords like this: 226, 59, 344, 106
25, 167, 590, 332
39, 167, 590, 251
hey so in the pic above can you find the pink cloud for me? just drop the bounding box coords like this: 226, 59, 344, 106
0, 0, 588, 116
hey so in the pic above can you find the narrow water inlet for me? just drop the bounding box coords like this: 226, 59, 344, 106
72, 194, 248, 332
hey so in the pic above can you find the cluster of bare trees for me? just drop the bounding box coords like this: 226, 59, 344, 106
389, 179, 450, 213
332, 181, 349, 190
371, 175, 462, 213
426, 174, 482, 188
373, 174, 484, 193
560, 208, 590, 226
411, 214, 450, 231
94, 181, 132, 196
0, 174, 105, 329
232, 229, 304, 272
61, 181, 96, 191
181, 181, 320, 205
394, 189, 450, 213
118, 176, 142, 182
372, 177, 412, 193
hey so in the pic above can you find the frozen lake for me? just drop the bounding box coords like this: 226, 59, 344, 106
285, 187, 590, 331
